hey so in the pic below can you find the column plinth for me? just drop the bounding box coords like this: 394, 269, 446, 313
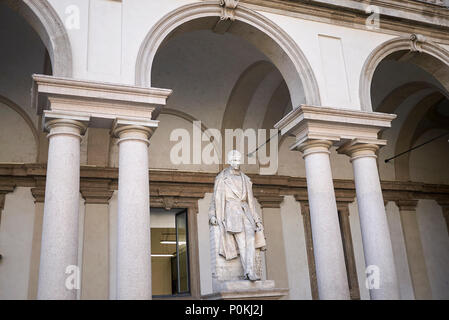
38, 117, 87, 300
113, 122, 156, 300
297, 140, 350, 300
338, 140, 399, 300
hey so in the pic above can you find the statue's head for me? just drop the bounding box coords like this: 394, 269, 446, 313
227, 150, 242, 170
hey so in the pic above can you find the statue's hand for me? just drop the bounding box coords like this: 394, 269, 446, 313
209, 216, 218, 226
256, 222, 263, 231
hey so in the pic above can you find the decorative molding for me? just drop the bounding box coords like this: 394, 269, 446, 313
162, 196, 177, 210
410, 34, 427, 52
32, 75, 172, 127
30, 177, 46, 203
395, 199, 419, 211
0, 181, 16, 226
436, 200, 449, 235
240, 0, 449, 42
219, 0, 239, 21
274, 105, 396, 151
255, 194, 284, 208
1, 164, 449, 205
80, 179, 114, 204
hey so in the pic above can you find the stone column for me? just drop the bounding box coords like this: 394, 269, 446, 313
38, 116, 88, 300
113, 122, 156, 300
396, 200, 432, 300
338, 141, 399, 300
80, 180, 113, 300
297, 140, 350, 300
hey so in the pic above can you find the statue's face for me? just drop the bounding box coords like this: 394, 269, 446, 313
227, 150, 242, 170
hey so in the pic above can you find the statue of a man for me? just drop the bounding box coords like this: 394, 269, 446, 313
209, 150, 265, 281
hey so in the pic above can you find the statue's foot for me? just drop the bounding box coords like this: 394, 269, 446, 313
245, 272, 261, 282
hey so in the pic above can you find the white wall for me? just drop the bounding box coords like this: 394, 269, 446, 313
280, 196, 312, 299
385, 202, 415, 299
0, 188, 35, 299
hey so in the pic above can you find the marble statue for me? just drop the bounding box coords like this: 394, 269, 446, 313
209, 150, 266, 281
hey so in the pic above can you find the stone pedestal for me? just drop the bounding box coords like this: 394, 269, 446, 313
202, 280, 288, 300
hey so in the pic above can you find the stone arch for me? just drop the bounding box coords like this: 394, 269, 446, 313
135, 1, 321, 107
360, 35, 449, 112
3, 0, 73, 77
0, 95, 39, 162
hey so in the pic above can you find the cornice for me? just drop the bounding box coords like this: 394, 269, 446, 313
240, 0, 449, 43
32, 75, 172, 126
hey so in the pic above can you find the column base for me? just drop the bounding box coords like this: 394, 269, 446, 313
202, 280, 288, 300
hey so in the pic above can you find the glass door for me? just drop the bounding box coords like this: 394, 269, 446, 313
151, 208, 190, 297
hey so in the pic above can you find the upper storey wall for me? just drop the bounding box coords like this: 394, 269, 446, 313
45, 0, 449, 110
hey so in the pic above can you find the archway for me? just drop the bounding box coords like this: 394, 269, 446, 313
2, 0, 73, 77
135, 1, 320, 108
360, 35, 449, 112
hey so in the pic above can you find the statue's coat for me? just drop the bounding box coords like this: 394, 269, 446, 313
209, 167, 262, 260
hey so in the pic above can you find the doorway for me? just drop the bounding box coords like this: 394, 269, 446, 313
151, 208, 190, 297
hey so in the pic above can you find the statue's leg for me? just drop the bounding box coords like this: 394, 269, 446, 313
233, 232, 247, 278
243, 217, 260, 281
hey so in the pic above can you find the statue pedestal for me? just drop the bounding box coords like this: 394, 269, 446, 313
202, 280, 288, 300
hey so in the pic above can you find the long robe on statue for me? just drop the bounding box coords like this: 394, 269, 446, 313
209, 167, 263, 261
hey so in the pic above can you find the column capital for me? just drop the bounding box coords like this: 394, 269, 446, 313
31, 177, 46, 203
336, 201, 351, 216
337, 139, 384, 161
0, 180, 16, 211
256, 195, 284, 209
395, 200, 419, 211
296, 139, 333, 158
437, 199, 449, 209
274, 105, 396, 153
43, 110, 89, 138
112, 119, 158, 145
80, 179, 114, 205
